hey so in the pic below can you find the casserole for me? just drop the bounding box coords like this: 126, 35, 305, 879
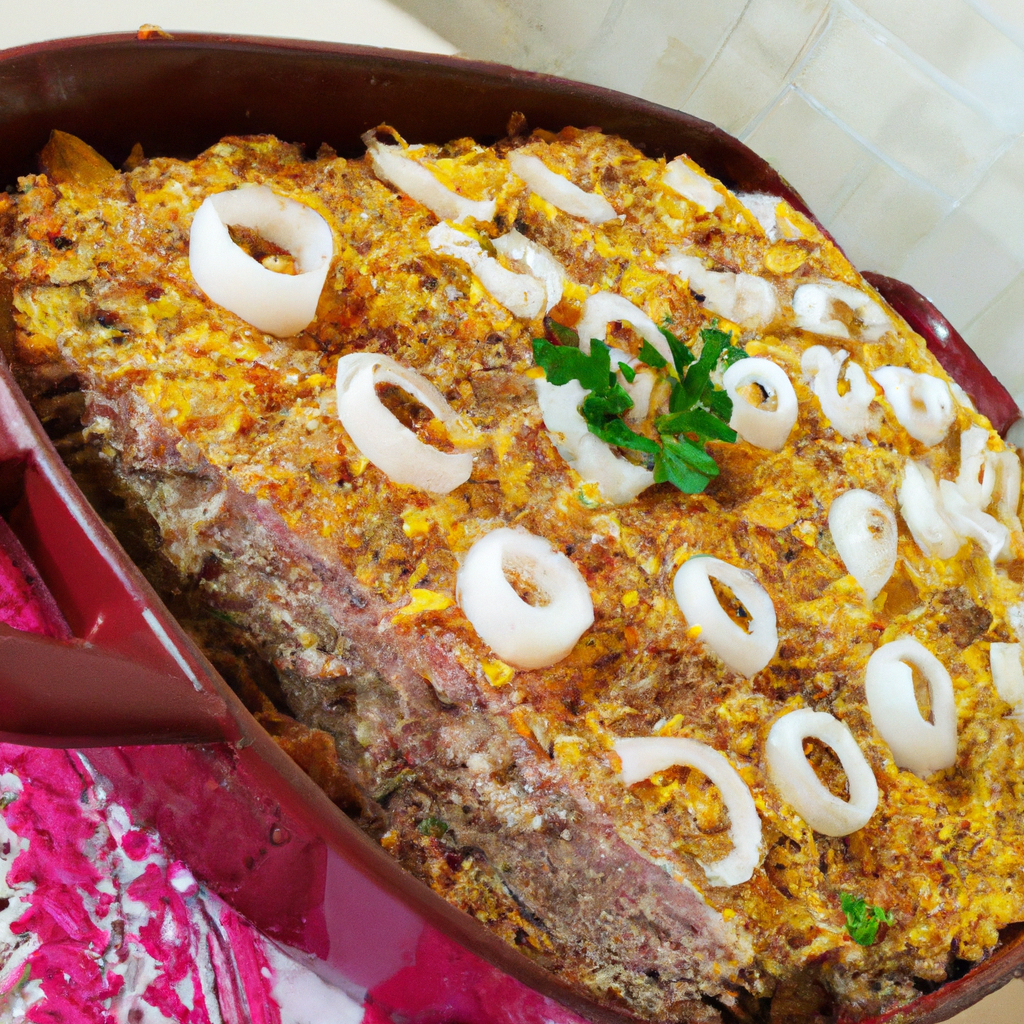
0, 32, 1021, 1023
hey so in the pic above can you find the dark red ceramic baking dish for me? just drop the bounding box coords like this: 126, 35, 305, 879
0, 31, 1021, 1024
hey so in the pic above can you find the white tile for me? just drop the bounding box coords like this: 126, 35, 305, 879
682, 0, 832, 136
963, 271, 1024, 399
642, 36, 714, 111
5, 0, 457, 53
853, 0, 1024, 132
959, 134, 1024, 265
895, 207, 1021, 328
796, 10, 1010, 197
390, 0, 616, 67
825, 158, 952, 275
562, 0, 750, 98
965, 0, 1024, 50
743, 86, 882, 221
947, 978, 1024, 1024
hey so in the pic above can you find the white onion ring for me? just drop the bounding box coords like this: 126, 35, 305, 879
828, 490, 897, 602
723, 357, 797, 451
508, 150, 616, 224
765, 709, 879, 836
188, 186, 333, 338
864, 638, 957, 775
990, 450, 1022, 521
363, 134, 495, 223
662, 158, 725, 212
736, 192, 781, 241
957, 427, 1022, 525
672, 556, 777, 678
658, 251, 778, 327
535, 379, 654, 504
870, 366, 955, 447
492, 229, 565, 312
938, 479, 1011, 563
428, 223, 545, 319
991, 643, 1024, 711
957, 426, 997, 508
576, 292, 672, 364
614, 736, 762, 887
898, 460, 961, 559
456, 527, 594, 669
801, 346, 877, 439
793, 282, 890, 342
336, 352, 475, 494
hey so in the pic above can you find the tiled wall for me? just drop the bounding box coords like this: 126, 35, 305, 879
396, 0, 1024, 408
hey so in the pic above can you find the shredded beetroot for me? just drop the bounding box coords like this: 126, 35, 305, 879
0, 744, 294, 1022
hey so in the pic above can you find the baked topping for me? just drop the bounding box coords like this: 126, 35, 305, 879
7, 123, 1024, 1023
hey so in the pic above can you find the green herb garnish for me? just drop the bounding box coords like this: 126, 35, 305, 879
840, 892, 894, 946
532, 318, 747, 494
417, 816, 450, 839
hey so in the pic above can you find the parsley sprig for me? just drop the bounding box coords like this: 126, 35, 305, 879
840, 892, 894, 946
532, 317, 746, 494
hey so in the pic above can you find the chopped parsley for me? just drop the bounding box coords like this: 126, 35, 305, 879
532, 317, 746, 494
417, 816, 450, 839
840, 892, 894, 946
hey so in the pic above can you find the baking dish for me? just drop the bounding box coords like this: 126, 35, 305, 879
0, 32, 1020, 1024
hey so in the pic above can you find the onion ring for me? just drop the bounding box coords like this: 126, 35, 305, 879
456, 527, 594, 669
673, 556, 778, 678
828, 490, 897, 602
938, 478, 1011, 563
576, 292, 672, 364
428, 223, 545, 319
614, 736, 762, 886
722, 357, 797, 451
864, 637, 958, 775
335, 352, 476, 494
793, 281, 890, 342
508, 150, 616, 224
662, 158, 725, 212
363, 133, 495, 223
898, 459, 961, 559
991, 643, 1024, 712
492, 229, 565, 312
801, 346, 877, 439
658, 251, 778, 327
534, 379, 654, 504
765, 709, 879, 836
870, 366, 955, 447
188, 185, 333, 338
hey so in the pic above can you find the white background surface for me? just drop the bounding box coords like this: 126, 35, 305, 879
0, 0, 455, 53
2, 3, 1023, 1023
